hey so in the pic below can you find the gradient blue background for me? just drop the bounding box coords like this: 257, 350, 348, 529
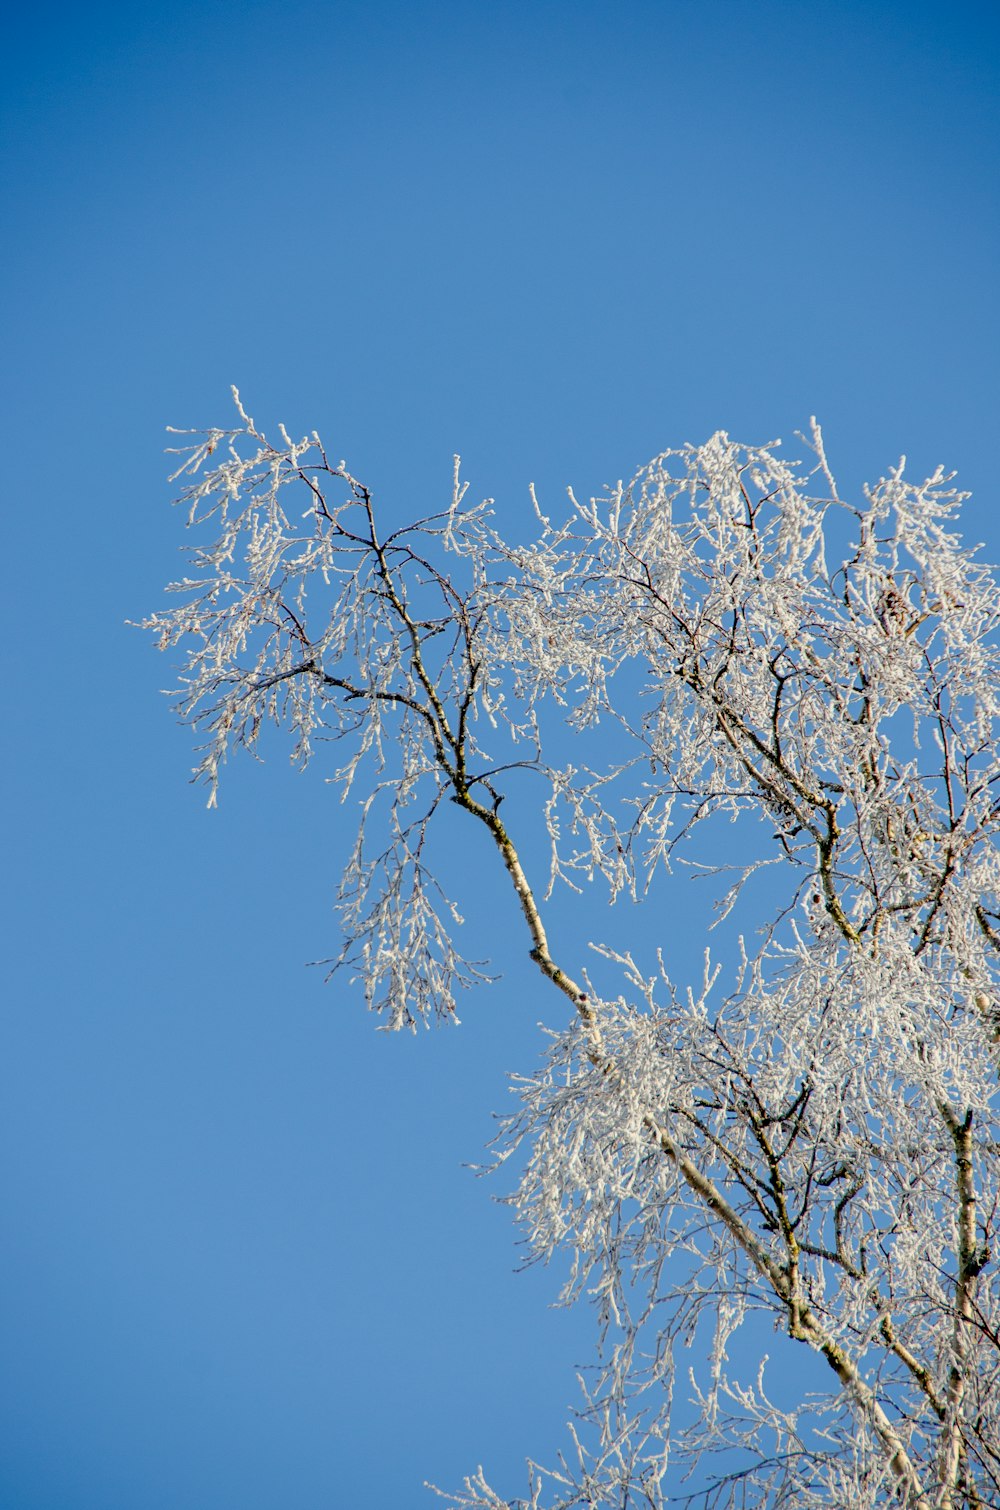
3, 2, 998, 1505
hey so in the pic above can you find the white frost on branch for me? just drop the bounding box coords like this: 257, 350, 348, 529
144, 397, 1000, 1507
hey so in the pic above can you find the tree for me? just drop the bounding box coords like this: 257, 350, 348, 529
142, 390, 1000, 1508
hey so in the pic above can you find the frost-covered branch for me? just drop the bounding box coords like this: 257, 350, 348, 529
145, 397, 1000, 1507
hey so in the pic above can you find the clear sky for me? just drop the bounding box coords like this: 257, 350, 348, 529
2, 2, 998, 1506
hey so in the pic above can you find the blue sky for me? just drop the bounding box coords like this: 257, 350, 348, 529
2, 2, 998, 1506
